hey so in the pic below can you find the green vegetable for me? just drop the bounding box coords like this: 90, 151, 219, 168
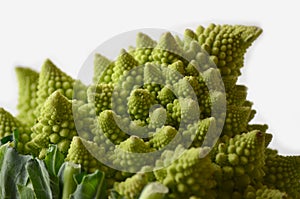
0, 23, 299, 198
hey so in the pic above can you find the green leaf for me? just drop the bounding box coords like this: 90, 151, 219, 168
139, 182, 169, 199
44, 145, 65, 176
13, 129, 19, 148
0, 135, 13, 146
0, 144, 31, 199
71, 170, 106, 199
26, 159, 52, 199
17, 184, 36, 199
44, 145, 65, 199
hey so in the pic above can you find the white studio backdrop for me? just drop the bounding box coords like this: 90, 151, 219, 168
0, 0, 299, 155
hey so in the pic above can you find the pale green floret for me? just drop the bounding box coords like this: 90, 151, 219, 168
214, 130, 266, 195
166, 98, 199, 129
114, 172, 153, 199
148, 107, 167, 129
112, 49, 139, 83
202, 68, 224, 92
143, 63, 164, 98
34, 59, 86, 118
194, 24, 262, 79
223, 105, 252, 137
72, 100, 95, 141
0, 107, 32, 154
157, 85, 176, 107
133, 32, 157, 64
1, 24, 297, 198
93, 53, 112, 84
112, 136, 155, 173
28, 91, 77, 157
263, 149, 300, 198
127, 88, 156, 122
92, 110, 129, 146
65, 136, 101, 173
87, 83, 113, 115
226, 85, 248, 106
155, 147, 219, 199
183, 117, 218, 148
152, 32, 184, 64
15, 67, 39, 125
0, 107, 23, 139
244, 185, 287, 199
173, 78, 197, 99
149, 126, 177, 150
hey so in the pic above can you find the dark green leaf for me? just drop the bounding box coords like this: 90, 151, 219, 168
13, 129, 19, 150
0, 144, 31, 199
0, 135, 13, 146
26, 159, 52, 199
44, 145, 65, 199
74, 171, 87, 184
71, 170, 106, 199
17, 184, 36, 199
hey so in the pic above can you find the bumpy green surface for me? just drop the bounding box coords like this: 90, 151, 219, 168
28, 91, 77, 158
263, 149, 300, 198
0, 107, 32, 154
1, 23, 298, 198
15, 67, 39, 125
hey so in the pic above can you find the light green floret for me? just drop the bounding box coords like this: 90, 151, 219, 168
133, 32, 157, 64
162, 61, 186, 86
28, 91, 77, 158
222, 105, 252, 137
202, 68, 224, 92
35, 59, 87, 117
152, 32, 184, 65
127, 88, 156, 122
198, 90, 225, 120
226, 85, 248, 106
112, 49, 139, 84
92, 110, 129, 146
166, 98, 199, 129
112, 136, 155, 173
149, 126, 177, 150
173, 78, 198, 100
114, 171, 153, 199
0, 107, 23, 139
93, 53, 112, 84
214, 130, 266, 196
87, 83, 113, 115
183, 76, 202, 100
156, 147, 219, 199
65, 136, 101, 173
195, 24, 262, 78
263, 149, 300, 198
72, 100, 95, 141
157, 85, 176, 107
15, 67, 39, 125
148, 107, 167, 129
0, 107, 32, 154
183, 117, 218, 148
244, 185, 287, 199
143, 63, 164, 98
168, 60, 186, 84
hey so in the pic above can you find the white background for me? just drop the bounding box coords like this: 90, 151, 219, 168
0, 1, 299, 155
